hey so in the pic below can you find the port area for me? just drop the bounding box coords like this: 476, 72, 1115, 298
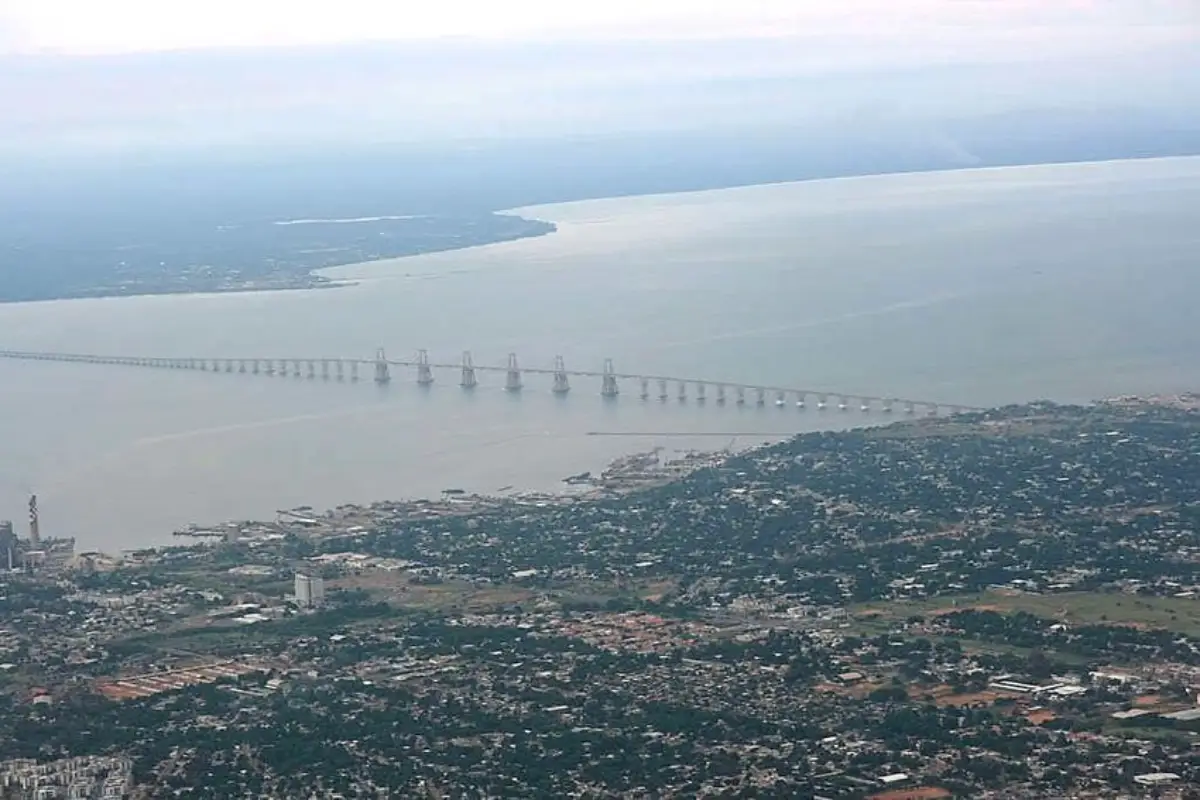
166, 447, 730, 548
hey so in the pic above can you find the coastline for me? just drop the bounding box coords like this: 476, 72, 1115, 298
7, 154, 1198, 308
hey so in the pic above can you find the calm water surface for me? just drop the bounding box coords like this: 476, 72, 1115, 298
1, 157, 1198, 551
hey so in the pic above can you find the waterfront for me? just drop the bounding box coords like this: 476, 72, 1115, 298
1, 156, 1198, 551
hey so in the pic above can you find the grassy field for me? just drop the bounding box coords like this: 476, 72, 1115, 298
853, 590, 1200, 637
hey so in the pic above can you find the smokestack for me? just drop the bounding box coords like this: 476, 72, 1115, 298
28, 495, 39, 549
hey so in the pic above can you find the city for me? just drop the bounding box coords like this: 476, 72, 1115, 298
0, 396, 1197, 797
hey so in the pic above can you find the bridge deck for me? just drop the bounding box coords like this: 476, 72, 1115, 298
0, 349, 984, 413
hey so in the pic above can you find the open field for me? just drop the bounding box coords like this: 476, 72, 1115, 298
853, 590, 1200, 637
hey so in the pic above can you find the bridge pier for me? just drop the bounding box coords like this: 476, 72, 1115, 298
882, 398, 893, 413
460, 352, 477, 389
292, 359, 303, 378
504, 353, 521, 391
838, 396, 848, 411
639, 378, 649, 401
415, 352, 434, 386
905, 401, 915, 415
776, 391, 786, 407
860, 399, 871, 412
716, 384, 726, 405
350, 361, 360, 382
321, 360, 330, 380
736, 386, 746, 406
756, 388, 766, 406
306, 360, 316, 380
796, 392, 806, 409
677, 381, 687, 403
696, 383, 706, 403
552, 356, 570, 394
927, 404, 939, 417
374, 349, 391, 385
601, 359, 619, 398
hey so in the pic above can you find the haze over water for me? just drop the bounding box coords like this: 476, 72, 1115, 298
1, 156, 1198, 552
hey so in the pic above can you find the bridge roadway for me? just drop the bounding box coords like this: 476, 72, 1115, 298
0, 348, 984, 416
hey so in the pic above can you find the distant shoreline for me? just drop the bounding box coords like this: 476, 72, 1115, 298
5, 154, 1197, 307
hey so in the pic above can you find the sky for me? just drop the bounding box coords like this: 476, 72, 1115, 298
0, 1, 1196, 159
0, 0, 1193, 55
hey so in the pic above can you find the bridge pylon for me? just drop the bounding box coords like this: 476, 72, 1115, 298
600, 359, 618, 398
504, 353, 522, 392
460, 352, 477, 389
552, 356, 570, 394
374, 349, 391, 385
416, 350, 434, 386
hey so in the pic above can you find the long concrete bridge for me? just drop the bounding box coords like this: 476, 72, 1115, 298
0, 348, 984, 416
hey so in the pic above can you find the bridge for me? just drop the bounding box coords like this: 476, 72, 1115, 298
0, 348, 984, 416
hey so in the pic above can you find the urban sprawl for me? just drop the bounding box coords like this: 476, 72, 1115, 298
0, 397, 1199, 798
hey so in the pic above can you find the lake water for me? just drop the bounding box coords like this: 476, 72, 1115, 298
1, 157, 1198, 552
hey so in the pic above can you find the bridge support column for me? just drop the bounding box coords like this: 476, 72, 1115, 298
350, 361, 359, 382
292, 359, 303, 378
252, 360, 260, 375
716, 385, 726, 405
335, 360, 344, 381
374, 349, 391, 385
639, 378, 649, 400
238, 360, 246, 374
224, 360, 234, 373
796, 392, 806, 409
416, 350, 434, 385
321, 360, 330, 380
601, 359, 619, 398
905, 401, 915, 415
696, 383, 706, 403
677, 381, 687, 403
776, 391, 786, 407
755, 388, 765, 406
736, 386, 746, 406
927, 404, 939, 417
306, 360, 316, 380
658, 379, 668, 402
552, 356, 570, 394
882, 398, 893, 413
460, 352, 477, 389
860, 399, 871, 412
504, 353, 522, 392
838, 396, 849, 411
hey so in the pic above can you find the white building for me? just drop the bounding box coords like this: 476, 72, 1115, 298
294, 573, 325, 608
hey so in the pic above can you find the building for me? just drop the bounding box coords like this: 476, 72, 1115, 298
294, 573, 325, 608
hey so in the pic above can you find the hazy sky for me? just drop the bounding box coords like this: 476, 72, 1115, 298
1, 0, 1193, 55
1, 1, 1196, 159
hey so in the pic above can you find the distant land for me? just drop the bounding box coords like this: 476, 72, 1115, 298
3, 108, 1200, 303
0, 212, 554, 303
